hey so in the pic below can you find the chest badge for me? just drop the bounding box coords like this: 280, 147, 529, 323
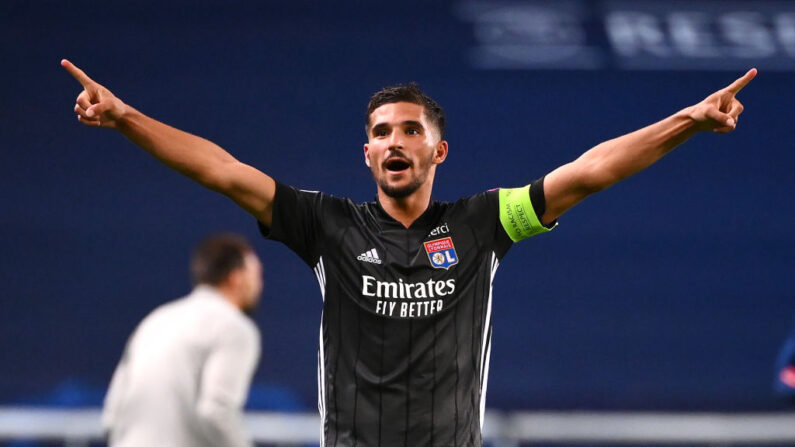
424, 237, 459, 270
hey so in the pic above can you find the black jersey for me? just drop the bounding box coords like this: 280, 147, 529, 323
259, 180, 553, 446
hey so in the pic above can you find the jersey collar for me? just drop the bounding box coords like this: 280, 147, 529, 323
372, 195, 441, 230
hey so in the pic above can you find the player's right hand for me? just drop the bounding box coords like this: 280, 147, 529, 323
62, 59, 127, 129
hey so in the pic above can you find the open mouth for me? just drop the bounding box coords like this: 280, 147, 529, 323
384, 157, 411, 173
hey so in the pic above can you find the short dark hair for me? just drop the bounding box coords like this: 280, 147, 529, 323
366, 82, 446, 138
190, 234, 253, 286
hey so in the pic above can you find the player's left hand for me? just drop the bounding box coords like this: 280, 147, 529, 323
62, 59, 127, 129
689, 68, 757, 134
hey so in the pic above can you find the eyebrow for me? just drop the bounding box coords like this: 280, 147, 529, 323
371, 120, 425, 133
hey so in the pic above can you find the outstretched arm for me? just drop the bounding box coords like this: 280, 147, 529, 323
540, 69, 757, 225
62, 59, 276, 226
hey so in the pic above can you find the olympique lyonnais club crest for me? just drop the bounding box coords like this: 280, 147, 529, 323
424, 237, 459, 270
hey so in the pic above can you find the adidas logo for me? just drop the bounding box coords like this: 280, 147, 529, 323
357, 248, 382, 264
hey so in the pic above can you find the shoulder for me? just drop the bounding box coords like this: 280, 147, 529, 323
186, 288, 257, 334
275, 182, 359, 214
455, 188, 498, 204
195, 300, 259, 352
138, 297, 188, 326
218, 315, 260, 356
225, 313, 259, 342
448, 189, 499, 215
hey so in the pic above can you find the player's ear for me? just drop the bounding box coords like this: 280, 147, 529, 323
433, 140, 448, 165
363, 143, 371, 167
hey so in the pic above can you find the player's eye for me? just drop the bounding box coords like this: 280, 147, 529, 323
374, 128, 388, 137
406, 128, 420, 135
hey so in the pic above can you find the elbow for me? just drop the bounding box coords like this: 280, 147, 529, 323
196, 162, 237, 194
197, 401, 229, 424
196, 400, 241, 436
201, 176, 228, 194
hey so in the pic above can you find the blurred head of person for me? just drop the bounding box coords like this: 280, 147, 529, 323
190, 233, 263, 315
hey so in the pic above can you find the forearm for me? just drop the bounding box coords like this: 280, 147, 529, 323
516, 69, 751, 225
542, 108, 703, 223
575, 108, 698, 191
116, 106, 239, 190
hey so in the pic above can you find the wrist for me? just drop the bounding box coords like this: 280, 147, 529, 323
114, 103, 137, 131
679, 105, 697, 123
677, 106, 703, 133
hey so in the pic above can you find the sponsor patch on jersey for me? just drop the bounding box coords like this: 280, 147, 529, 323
423, 237, 459, 270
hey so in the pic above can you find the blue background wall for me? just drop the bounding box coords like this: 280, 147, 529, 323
1, 0, 793, 412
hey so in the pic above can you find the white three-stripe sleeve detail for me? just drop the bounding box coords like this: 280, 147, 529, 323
480, 253, 498, 380
479, 328, 493, 429
479, 252, 499, 427
313, 257, 326, 301
320, 258, 326, 292
313, 257, 328, 445
317, 312, 327, 446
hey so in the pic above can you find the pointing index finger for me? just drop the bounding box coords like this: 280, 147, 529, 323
61, 59, 94, 88
725, 68, 757, 95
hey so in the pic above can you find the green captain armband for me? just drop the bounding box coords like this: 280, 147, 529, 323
498, 185, 553, 242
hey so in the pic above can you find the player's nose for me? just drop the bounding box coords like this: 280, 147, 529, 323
388, 131, 404, 150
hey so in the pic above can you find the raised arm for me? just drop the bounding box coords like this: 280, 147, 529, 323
540, 69, 757, 225
62, 59, 276, 226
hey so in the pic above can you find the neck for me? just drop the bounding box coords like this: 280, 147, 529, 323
377, 181, 434, 228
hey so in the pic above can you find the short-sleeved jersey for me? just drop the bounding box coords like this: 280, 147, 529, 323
259, 180, 552, 446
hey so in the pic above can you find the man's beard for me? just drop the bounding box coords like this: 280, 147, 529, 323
377, 175, 425, 199
374, 151, 433, 199
240, 289, 261, 318
242, 300, 259, 318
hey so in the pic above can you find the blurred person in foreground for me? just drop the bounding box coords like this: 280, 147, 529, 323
64, 59, 755, 446
102, 234, 262, 447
